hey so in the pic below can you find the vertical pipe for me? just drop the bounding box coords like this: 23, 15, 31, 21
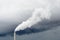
14, 31, 16, 40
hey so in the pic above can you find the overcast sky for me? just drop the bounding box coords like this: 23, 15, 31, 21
0, 0, 60, 34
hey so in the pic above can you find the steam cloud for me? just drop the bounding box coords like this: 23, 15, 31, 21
15, 0, 60, 32
15, 8, 51, 32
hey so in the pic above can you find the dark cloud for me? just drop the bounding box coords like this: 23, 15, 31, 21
16, 21, 60, 35
0, 21, 60, 36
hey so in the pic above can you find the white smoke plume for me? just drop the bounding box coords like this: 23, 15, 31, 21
15, 7, 51, 32
14, 0, 60, 32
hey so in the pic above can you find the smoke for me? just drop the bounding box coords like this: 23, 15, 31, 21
15, 0, 60, 32
15, 7, 51, 32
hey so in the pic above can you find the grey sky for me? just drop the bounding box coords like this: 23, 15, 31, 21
0, 0, 60, 34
